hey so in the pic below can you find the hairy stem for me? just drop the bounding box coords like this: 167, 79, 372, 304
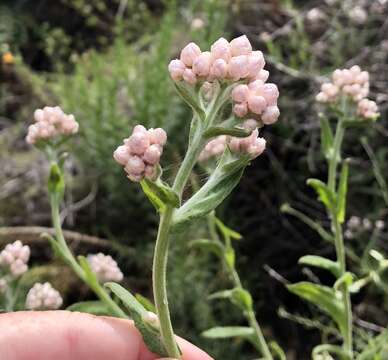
49, 180, 126, 318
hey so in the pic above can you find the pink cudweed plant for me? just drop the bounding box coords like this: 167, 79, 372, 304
26, 106, 79, 145
25, 282, 63, 310
113, 125, 167, 182
87, 253, 124, 283
316, 65, 379, 120
168, 35, 280, 127
0, 240, 30, 276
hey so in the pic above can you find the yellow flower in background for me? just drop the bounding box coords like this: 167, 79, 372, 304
2, 51, 14, 65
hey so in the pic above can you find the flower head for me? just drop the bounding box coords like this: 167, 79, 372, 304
25, 282, 63, 310
168, 35, 280, 129
26, 106, 79, 145
357, 98, 379, 119
114, 125, 167, 182
0, 240, 30, 276
87, 253, 123, 283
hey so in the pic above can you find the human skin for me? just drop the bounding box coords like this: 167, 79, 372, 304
0, 311, 213, 360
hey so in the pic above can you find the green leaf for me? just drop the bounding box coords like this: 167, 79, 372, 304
287, 282, 346, 335
105, 283, 169, 357
135, 294, 156, 313
78, 255, 100, 287
312, 344, 349, 360
334, 272, 354, 291
269, 341, 287, 360
214, 217, 242, 240
225, 247, 235, 269
307, 178, 335, 211
209, 287, 252, 312
319, 116, 334, 160
189, 239, 224, 258
48, 162, 65, 197
172, 152, 250, 231
174, 82, 206, 121
337, 161, 349, 223
201, 326, 255, 340
67, 301, 113, 316
140, 178, 180, 213
203, 126, 251, 139
357, 329, 388, 360
298, 255, 341, 278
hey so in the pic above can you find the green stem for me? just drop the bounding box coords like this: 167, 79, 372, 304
49, 181, 126, 319
327, 120, 353, 358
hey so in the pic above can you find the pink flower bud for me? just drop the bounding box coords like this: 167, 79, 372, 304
243, 119, 259, 130
26, 282, 63, 310
149, 128, 167, 145
183, 68, 197, 85
247, 51, 265, 78
248, 137, 266, 158
127, 173, 143, 182
133, 125, 147, 134
248, 95, 266, 114
316, 92, 329, 103
228, 55, 249, 80
34, 109, 44, 122
125, 156, 145, 175
87, 253, 123, 282
180, 42, 201, 67
230, 35, 252, 56
143, 144, 161, 165
168, 59, 186, 81
248, 80, 264, 92
262, 106, 280, 124
229, 137, 241, 152
255, 69, 269, 82
232, 84, 250, 103
233, 103, 248, 117
144, 165, 157, 180
210, 59, 228, 79
113, 145, 130, 165
128, 132, 150, 155
210, 37, 231, 61
192, 51, 212, 77
262, 83, 279, 106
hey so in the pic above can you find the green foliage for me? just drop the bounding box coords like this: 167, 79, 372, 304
307, 178, 335, 211
67, 300, 112, 316
298, 255, 341, 278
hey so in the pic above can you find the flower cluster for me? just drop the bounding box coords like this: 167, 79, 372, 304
87, 253, 124, 283
344, 216, 385, 239
316, 66, 379, 119
114, 125, 167, 182
199, 120, 266, 162
25, 282, 63, 310
168, 35, 280, 126
26, 106, 79, 145
0, 240, 30, 276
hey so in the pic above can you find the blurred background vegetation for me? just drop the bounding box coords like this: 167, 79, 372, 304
0, 0, 387, 358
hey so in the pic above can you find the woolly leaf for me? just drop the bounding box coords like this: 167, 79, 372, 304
307, 178, 335, 211
48, 162, 65, 198
337, 161, 349, 223
287, 282, 346, 335
203, 126, 251, 139
189, 239, 224, 258
174, 82, 206, 121
298, 255, 341, 278
140, 178, 179, 213
319, 116, 334, 160
105, 282, 170, 357
67, 301, 113, 316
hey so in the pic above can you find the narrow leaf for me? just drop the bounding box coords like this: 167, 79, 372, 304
287, 282, 346, 335
203, 126, 251, 139
307, 178, 335, 211
135, 294, 156, 313
319, 116, 334, 159
298, 255, 341, 278
189, 239, 225, 258
201, 326, 255, 339
174, 82, 205, 121
215, 217, 242, 240
105, 282, 169, 357
337, 161, 349, 223
334, 272, 354, 291
67, 301, 113, 316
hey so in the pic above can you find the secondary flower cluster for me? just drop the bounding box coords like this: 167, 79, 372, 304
26, 106, 79, 145
199, 120, 266, 162
344, 216, 385, 239
25, 282, 63, 310
87, 253, 124, 283
0, 240, 30, 276
316, 66, 379, 119
114, 125, 167, 182
168, 35, 280, 126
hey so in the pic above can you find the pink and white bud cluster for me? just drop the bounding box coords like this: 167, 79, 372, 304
0, 240, 30, 276
0, 278, 7, 293
113, 125, 167, 182
199, 120, 266, 162
168, 36, 280, 126
25, 282, 63, 310
87, 253, 123, 283
357, 98, 379, 119
26, 106, 79, 145
231, 81, 280, 124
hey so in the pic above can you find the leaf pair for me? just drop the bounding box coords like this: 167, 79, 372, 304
141, 178, 180, 213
